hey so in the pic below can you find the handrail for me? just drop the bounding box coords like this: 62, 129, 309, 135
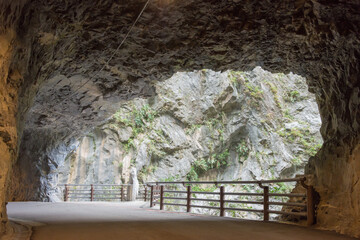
147, 177, 315, 227
58, 184, 132, 187
59, 184, 150, 203
146, 177, 305, 185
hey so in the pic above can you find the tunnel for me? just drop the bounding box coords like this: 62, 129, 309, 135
0, 0, 359, 238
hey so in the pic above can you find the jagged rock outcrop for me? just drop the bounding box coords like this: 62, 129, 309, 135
0, 0, 359, 237
56, 68, 322, 194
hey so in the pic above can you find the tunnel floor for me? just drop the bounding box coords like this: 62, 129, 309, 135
7, 202, 355, 240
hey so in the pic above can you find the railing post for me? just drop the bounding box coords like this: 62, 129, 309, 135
64, 184, 69, 202
90, 184, 94, 201
186, 185, 191, 213
307, 186, 315, 226
121, 186, 124, 202
220, 186, 225, 217
160, 185, 164, 210
144, 186, 147, 202
263, 186, 269, 221
150, 185, 154, 207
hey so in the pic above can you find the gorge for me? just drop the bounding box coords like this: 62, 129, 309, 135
0, 0, 359, 238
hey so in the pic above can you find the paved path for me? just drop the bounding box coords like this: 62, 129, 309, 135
7, 202, 355, 240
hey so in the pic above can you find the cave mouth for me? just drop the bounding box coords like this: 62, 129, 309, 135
50, 66, 323, 205
2, 0, 358, 237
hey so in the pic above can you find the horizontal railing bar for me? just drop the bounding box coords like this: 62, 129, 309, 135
146, 177, 304, 185
225, 207, 264, 213
163, 190, 187, 194
191, 191, 220, 195
269, 193, 306, 197
67, 192, 91, 195
92, 198, 122, 202
93, 192, 123, 194
163, 197, 187, 200
92, 198, 123, 200
163, 203, 187, 207
93, 193, 123, 195
190, 205, 220, 210
93, 189, 125, 191
224, 200, 263, 204
68, 197, 91, 199
268, 210, 307, 217
190, 198, 220, 202
60, 184, 131, 186
224, 192, 263, 196
268, 202, 306, 207
68, 194, 91, 196
67, 190, 90, 192
92, 195, 122, 197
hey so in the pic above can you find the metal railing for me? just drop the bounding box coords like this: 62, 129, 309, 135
147, 177, 315, 226
136, 185, 151, 201
61, 184, 148, 202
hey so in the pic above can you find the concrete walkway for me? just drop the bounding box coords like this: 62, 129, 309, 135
7, 202, 355, 240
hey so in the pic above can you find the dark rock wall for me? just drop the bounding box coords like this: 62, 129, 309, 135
0, 0, 359, 237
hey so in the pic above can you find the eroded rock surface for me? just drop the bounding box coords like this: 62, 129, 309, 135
0, 0, 359, 237
56, 68, 322, 191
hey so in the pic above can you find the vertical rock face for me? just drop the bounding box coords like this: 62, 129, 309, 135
56, 68, 322, 198
0, 0, 359, 237
0, 0, 30, 233
0, 29, 18, 236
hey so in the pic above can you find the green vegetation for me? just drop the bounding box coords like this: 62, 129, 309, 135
138, 164, 157, 182
147, 140, 166, 158
228, 70, 246, 87
161, 175, 180, 182
191, 185, 218, 192
305, 143, 322, 156
265, 82, 282, 109
113, 104, 158, 137
236, 140, 249, 160
291, 157, 302, 166
244, 83, 263, 100
270, 182, 292, 194
118, 162, 123, 174
277, 127, 322, 157
124, 138, 136, 152
285, 90, 301, 103
185, 124, 202, 135
228, 71, 263, 108
186, 167, 199, 181
186, 113, 226, 145
283, 109, 294, 121
186, 150, 230, 181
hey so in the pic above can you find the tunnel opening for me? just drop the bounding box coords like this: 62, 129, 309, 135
1, 0, 359, 238
41, 67, 322, 221
9, 67, 324, 200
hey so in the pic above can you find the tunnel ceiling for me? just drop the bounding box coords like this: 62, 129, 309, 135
0, 0, 359, 237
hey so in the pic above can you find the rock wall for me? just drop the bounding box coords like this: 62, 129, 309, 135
0, 28, 18, 237
56, 68, 322, 196
0, 0, 30, 235
0, 0, 359, 237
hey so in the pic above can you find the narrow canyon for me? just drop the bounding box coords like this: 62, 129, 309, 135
0, 0, 359, 238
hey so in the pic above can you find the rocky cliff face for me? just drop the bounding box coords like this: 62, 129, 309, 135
1, 0, 359, 237
56, 67, 322, 196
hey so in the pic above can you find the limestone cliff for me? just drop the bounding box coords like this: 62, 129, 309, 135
57, 67, 322, 193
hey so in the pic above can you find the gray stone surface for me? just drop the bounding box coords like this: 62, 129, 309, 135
0, 0, 359, 237
55, 68, 322, 194
6, 202, 356, 240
